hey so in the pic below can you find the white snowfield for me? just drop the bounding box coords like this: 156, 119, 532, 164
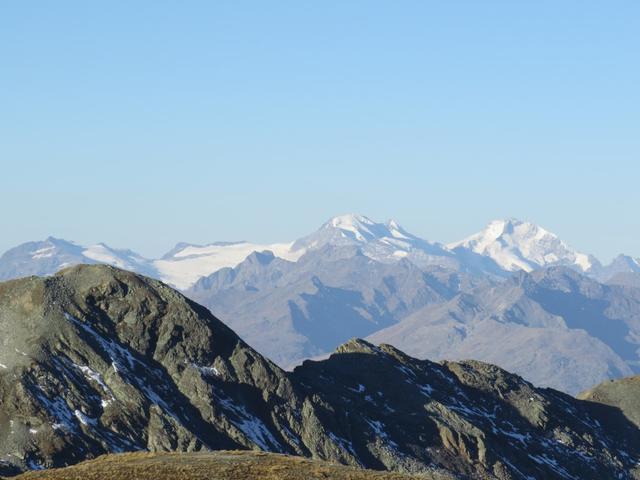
154, 215, 597, 288
82, 244, 148, 272
14, 214, 602, 290
153, 242, 304, 290
31, 246, 55, 259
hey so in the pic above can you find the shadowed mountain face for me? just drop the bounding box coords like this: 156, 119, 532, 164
578, 375, 640, 429
368, 267, 640, 394
0, 265, 639, 479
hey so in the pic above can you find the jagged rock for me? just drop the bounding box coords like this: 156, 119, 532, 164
0, 265, 639, 479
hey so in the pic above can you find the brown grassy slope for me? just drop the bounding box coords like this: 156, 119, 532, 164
578, 375, 640, 428
9, 451, 454, 480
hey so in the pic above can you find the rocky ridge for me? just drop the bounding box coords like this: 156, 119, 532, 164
0, 265, 638, 479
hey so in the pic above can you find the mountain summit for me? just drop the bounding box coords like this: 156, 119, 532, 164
0, 237, 155, 282
448, 218, 599, 273
291, 214, 454, 265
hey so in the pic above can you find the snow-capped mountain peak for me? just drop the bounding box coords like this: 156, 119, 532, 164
323, 214, 422, 243
29, 237, 76, 260
448, 218, 597, 273
4, 214, 628, 291
293, 213, 412, 250
0, 237, 155, 282
290, 214, 455, 268
329, 213, 371, 238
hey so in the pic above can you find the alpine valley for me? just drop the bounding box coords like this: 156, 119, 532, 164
2, 215, 640, 396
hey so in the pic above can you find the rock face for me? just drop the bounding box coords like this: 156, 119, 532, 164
0, 265, 639, 479
0, 266, 299, 474
295, 340, 640, 479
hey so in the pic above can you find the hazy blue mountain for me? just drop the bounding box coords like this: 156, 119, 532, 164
2, 214, 634, 288
607, 272, 640, 289
595, 254, 640, 282
368, 267, 640, 394
187, 245, 490, 366
0, 237, 155, 281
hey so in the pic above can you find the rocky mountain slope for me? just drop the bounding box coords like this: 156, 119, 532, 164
9, 451, 448, 480
368, 266, 640, 394
0, 265, 639, 479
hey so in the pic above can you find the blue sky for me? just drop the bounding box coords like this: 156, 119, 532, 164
1, 1, 638, 261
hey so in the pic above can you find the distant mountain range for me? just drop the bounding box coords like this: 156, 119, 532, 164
2, 215, 638, 289
367, 267, 640, 395
2, 214, 640, 395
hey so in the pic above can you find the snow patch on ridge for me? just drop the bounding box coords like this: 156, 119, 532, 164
31, 246, 55, 259
217, 395, 282, 451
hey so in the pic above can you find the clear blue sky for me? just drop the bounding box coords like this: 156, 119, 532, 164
1, 1, 638, 261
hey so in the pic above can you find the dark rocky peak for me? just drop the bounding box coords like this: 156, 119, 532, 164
0, 265, 301, 474
295, 338, 640, 479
